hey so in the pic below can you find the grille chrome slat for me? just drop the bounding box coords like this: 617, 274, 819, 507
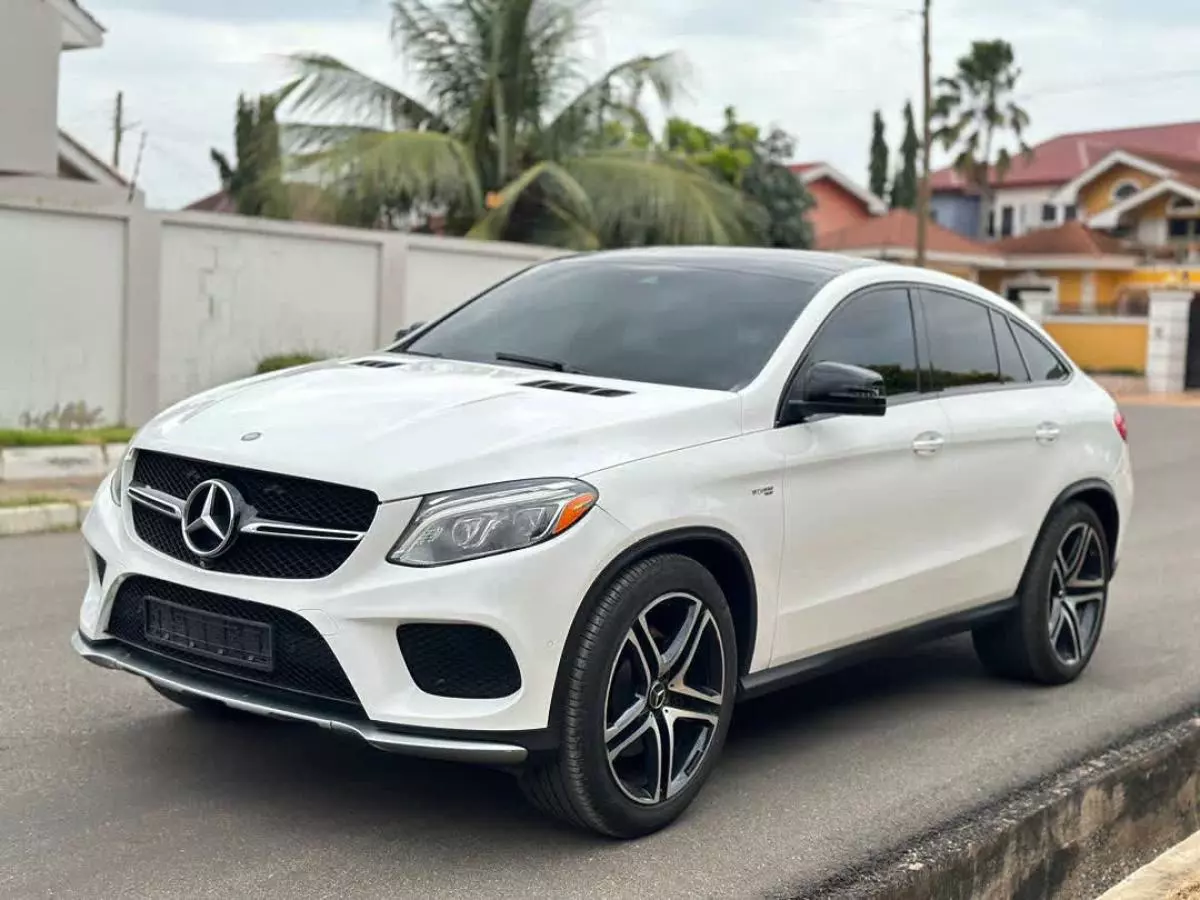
128, 485, 184, 519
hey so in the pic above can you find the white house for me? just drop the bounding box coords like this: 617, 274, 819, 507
0, 0, 142, 206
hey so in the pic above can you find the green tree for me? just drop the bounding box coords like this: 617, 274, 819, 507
932, 39, 1031, 235
890, 100, 919, 210
278, 0, 754, 248
868, 110, 889, 200
664, 108, 814, 249
210, 93, 291, 219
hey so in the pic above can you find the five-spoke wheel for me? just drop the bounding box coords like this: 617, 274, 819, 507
1047, 522, 1106, 667
520, 554, 737, 838
974, 501, 1111, 684
604, 592, 726, 805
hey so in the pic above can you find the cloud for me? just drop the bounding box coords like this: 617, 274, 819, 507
60, 0, 1200, 210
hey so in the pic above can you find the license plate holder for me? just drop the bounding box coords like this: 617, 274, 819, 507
143, 596, 274, 672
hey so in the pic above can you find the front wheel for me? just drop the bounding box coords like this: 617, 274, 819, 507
973, 501, 1110, 685
520, 554, 738, 838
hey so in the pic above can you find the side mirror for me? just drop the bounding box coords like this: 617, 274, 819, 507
393, 321, 426, 342
781, 361, 887, 424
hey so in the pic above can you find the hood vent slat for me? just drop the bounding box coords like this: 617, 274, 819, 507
350, 359, 407, 369
521, 379, 631, 398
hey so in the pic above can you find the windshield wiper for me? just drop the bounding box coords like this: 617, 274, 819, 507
396, 348, 443, 358
495, 351, 586, 374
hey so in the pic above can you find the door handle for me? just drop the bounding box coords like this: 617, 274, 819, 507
912, 432, 944, 456
1035, 422, 1061, 444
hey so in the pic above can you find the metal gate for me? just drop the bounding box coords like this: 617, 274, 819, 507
1186, 294, 1200, 389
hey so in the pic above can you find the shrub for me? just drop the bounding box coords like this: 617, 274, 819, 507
255, 353, 324, 374
0, 426, 135, 448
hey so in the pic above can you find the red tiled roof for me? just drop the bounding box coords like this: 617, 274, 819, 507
930, 120, 1200, 191
991, 221, 1128, 256
787, 161, 822, 175
817, 208, 998, 258
185, 190, 236, 213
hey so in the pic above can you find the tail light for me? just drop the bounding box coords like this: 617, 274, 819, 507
1113, 409, 1128, 442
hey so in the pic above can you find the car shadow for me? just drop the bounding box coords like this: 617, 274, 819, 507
108, 633, 999, 850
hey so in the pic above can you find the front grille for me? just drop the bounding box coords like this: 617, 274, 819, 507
131, 451, 378, 579
134, 451, 377, 530
106, 575, 361, 709
397, 624, 521, 699
132, 504, 358, 579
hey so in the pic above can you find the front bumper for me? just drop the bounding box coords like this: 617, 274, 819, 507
78, 476, 632, 737
71, 631, 530, 765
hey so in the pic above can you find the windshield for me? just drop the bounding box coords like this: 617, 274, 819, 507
399, 258, 821, 391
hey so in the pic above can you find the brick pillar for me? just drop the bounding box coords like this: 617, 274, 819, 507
1146, 290, 1193, 394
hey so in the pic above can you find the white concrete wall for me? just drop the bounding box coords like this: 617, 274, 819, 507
0, 199, 562, 425
0, 0, 61, 177
404, 234, 562, 326
157, 215, 384, 407
0, 206, 126, 425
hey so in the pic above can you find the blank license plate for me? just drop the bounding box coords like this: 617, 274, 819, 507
144, 596, 274, 672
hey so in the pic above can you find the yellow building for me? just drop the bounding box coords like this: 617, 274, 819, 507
826, 147, 1200, 377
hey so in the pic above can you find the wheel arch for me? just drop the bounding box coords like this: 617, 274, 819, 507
549, 527, 758, 729
1039, 478, 1120, 570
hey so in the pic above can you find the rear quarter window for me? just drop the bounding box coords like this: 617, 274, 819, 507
1011, 321, 1071, 382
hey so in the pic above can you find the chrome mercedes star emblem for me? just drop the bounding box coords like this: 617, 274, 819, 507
180, 479, 242, 558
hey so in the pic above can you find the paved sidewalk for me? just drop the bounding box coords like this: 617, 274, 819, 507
1114, 392, 1200, 407
0, 476, 100, 507
1097, 828, 1200, 899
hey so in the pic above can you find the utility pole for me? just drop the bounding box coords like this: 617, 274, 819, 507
915, 0, 932, 267
128, 131, 147, 203
112, 91, 125, 171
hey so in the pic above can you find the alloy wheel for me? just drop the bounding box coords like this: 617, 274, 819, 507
603, 592, 726, 806
1047, 522, 1107, 666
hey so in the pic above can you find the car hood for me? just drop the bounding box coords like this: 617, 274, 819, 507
134, 356, 742, 500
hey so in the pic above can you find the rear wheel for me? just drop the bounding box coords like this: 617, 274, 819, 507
520, 554, 737, 838
973, 501, 1110, 684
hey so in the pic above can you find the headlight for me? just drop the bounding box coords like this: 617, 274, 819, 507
108, 446, 135, 506
388, 479, 598, 567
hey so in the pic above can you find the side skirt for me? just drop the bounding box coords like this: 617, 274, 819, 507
737, 598, 1017, 702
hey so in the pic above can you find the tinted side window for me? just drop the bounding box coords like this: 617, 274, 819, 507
1012, 322, 1070, 382
805, 288, 919, 397
922, 290, 1002, 389
991, 311, 1030, 383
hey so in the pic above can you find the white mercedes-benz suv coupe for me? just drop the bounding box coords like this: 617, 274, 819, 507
74, 248, 1132, 837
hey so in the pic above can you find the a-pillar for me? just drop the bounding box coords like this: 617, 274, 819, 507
1146, 290, 1193, 394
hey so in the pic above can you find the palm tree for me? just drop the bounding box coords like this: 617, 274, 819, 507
932, 39, 1031, 237
278, 0, 755, 248
211, 93, 292, 219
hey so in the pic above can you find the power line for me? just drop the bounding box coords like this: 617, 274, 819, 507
1018, 68, 1200, 101
796, 0, 922, 16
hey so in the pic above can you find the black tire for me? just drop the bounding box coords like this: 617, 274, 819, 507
147, 680, 243, 717
520, 554, 738, 838
973, 501, 1110, 685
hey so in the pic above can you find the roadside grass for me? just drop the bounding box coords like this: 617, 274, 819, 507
0, 494, 69, 509
0, 427, 135, 448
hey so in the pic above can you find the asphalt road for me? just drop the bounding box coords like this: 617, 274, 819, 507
2, 405, 1199, 900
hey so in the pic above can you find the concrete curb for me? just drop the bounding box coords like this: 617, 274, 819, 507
1098, 828, 1200, 899
0, 501, 91, 537
0, 443, 125, 482
793, 710, 1200, 900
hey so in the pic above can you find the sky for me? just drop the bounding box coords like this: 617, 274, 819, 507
59, 0, 1200, 210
